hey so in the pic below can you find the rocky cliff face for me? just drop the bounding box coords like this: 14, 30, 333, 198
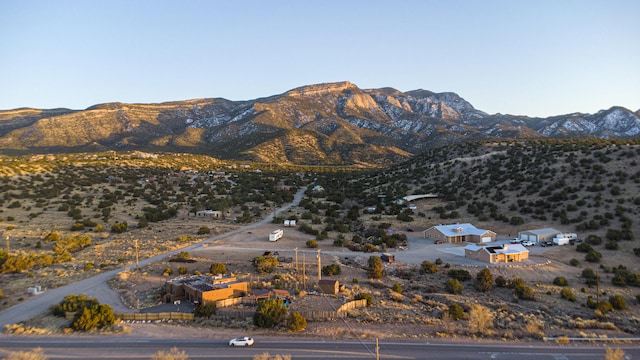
0, 82, 638, 165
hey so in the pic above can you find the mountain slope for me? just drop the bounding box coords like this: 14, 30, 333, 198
0, 81, 637, 165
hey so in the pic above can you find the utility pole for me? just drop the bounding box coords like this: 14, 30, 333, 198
5, 236, 9, 255
317, 249, 321, 282
134, 239, 139, 271
376, 338, 380, 360
302, 253, 306, 291
596, 271, 600, 304
294, 247, 299, 276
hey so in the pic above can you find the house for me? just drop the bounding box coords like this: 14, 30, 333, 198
464, 243, 529, 263
311, 185, 325, 192
195, 209, 223, 218
318, 279, 339, 295
164, 275, 248, 305
423, 223, 496, 244
253, 289, 292, 304
518, 228, 561, 245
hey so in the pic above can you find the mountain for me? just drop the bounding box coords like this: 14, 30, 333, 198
0, 81, 638, 166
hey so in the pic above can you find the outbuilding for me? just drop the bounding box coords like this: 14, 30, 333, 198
518, 228, 561, 245
423, 223, 496, 244
318, 279, 340, 295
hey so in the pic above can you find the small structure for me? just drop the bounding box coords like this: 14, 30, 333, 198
284, 219, 296, 227
253, 289, 292, 304
27, 285, 44, 296
464, 243, 529, 263
269, 229, 283, 241
318, 279, 339, 295
553, 233, 577, 245
423, 223, 496, 244
518, 228, 562, 245
195, 209, 223, 218
380, 253, 395, 263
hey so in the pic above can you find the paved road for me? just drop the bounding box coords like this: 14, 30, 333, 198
0, 187, 307, 328
1, 336, 638, 359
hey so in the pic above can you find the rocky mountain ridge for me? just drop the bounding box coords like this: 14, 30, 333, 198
0, 81, 638, 166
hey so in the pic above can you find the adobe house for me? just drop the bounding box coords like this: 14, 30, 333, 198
423, 223, 496, 244
464, 243, 529, 263
318, 279, 339, 295
165, 275, 248, 304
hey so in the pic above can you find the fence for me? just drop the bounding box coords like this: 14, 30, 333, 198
116, 312, 194, 321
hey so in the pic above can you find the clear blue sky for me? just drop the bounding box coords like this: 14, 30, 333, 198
1, 0, 638, 117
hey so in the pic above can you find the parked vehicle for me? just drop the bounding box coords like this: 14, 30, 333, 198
509, 238, 522, 244
229, 337, 254, 346
269, 229, 283, 242
522, 240, 535, 247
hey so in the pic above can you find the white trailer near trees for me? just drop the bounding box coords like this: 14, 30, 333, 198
553, 233, 577, 245
269, 229, 283, 242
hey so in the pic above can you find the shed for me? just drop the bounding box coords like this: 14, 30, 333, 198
318, 279, 339, 295
518, 228, 561, 244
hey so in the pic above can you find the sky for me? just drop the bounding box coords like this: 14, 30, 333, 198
1, 0, 639, 117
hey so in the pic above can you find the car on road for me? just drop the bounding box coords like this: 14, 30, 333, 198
522, 240, 535, 247
229, 337, 254, 347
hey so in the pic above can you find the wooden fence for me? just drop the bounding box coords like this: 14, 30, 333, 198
116, 312, 194, 321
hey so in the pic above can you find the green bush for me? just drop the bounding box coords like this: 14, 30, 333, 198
322, 263, 341, 276
553, 276, 569, 286
253, 299, 287, 328
209, 262, 226, 275
447, 269, 471, 281
110, 222, 128, 233
475, 268, 493, 292
392, 282, 403, 294
354, 292, 373, 306
71, 303, 115, 331
252, 256, 279, 274
306, 239, 318, 248
193, 303, 216, 318
51, 294, 99, 317
178, 266, 187, 275
448, 302, 464, 320
446, 278, 463, 295
609, 295, 626, 310
366, 256, 385, 279
421, 260, 438, 274
197, 226, 211, 235
285, 311, 307, 331
569, 258, 580, 266
495, 276, 508, 287
560, 287, 576, 302
515, 285, 536, 300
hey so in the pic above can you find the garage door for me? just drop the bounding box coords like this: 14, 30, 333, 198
481, 236, 492, 243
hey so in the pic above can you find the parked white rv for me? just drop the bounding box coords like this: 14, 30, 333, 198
552, 233, 577, 246
269, 229, 283, 242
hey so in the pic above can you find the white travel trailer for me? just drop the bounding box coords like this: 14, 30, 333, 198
553, 233, 577, 246
269, 229, 283, 242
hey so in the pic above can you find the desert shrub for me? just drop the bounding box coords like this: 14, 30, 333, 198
446, 278, 463, 295
508, 277, 525, 289
475, 268, 493, 292
596, 301, 613, 314
447, 269, 471, 281
306, 239, 318, 248
560, 287, 576, 302
515, 285, 536, 300
495, 276, 508, 287
209, 262, 226, 275
354, 292, 373, 306
553, 276, 569, 286
605, 241, 619, 250
51, 294, 99, 317
4, 347, 48, 360
177, 235, 195, 243
577, 243, 595, 253
285, 311, 307, 331
468, 304, 493, 334
420, 260, 438, 274
162, 268, 173, 276
322, 263, 341, 276
609, 295, 626, 310
151, 347, 189, 360
366, 256, 385, 279
585, 250, 602, 263
569, 258, 580, 266
197, 226, 211, 235
252, 256, 279, 274
435, 258, 443, 266
193, 303, 216, 318
253, 353, 292, 360
44, 230, 61, 242
604, 348, 626, 360
110, 222, 128, 233
178, 266, 187, 275
392, 282, 403, 294
585, 234, 602, 245
448, 302, 464, 320
586, 295, 597, 309
71, 303, 115, 331
177, 251, 191, 260
254, 299, 287, 328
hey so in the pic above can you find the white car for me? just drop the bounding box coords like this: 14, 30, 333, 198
522, 240, 535, 247
509, 238, 522, 244
229, 337, 254, 347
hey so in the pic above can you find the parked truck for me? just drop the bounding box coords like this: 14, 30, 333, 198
269, 229, 283, 242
